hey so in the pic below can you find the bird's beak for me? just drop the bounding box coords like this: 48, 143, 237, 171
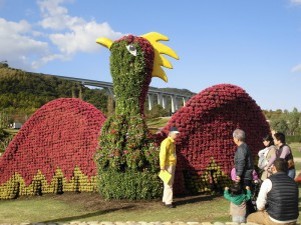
96, 37, 113, 50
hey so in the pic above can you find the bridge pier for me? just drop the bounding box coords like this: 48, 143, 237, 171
146, 93, 190, 114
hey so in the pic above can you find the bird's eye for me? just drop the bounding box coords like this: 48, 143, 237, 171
126, 44, 137, 56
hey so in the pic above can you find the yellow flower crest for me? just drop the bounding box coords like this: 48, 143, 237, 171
96, 32, 179, 82
141, 32, 179, 82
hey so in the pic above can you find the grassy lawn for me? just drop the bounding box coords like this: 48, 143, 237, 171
0, 197, 77, 223
0, 188, 300, 224
0, 193, 230, 223
291, 142, 301, 158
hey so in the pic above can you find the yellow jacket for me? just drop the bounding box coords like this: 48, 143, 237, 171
159, 137, 177, 168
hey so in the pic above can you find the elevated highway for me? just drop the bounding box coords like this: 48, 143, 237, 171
40, 73, 195, 113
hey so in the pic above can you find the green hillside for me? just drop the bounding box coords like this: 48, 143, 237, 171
0, 63, 108, 124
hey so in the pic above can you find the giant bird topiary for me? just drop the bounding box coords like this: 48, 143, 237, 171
0, 31, 270, 200
95, 32, 179, 199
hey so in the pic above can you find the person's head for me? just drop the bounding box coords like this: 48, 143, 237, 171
168, 127, 180, 140
273, 132, 286, 146
229, 182, 243, 196
271, 158, 288, 174
233, 129, 245, 145
262, 134, 274, 147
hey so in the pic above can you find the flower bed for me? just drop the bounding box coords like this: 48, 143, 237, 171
0, 98, 106, 199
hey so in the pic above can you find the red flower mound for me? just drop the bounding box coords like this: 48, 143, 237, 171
164, 84, 270, 194
0, 98, 106, 186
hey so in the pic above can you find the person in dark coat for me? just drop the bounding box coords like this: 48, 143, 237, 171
233, 129, 254, 187
232, 128, 255, 215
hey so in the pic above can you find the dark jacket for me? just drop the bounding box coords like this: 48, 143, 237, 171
267, 172, 299, 221
234, 142, 254, 180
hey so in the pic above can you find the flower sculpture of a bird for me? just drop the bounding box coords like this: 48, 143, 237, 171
95, 32, 178, 199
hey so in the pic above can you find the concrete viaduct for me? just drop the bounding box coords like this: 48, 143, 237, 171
42, 74, 195, 113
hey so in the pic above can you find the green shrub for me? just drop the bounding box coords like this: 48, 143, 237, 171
98, 169, 162, 200
146, 104, 170, 119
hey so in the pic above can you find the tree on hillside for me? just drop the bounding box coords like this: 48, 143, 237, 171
270, 117, 288, 134
287, 108, 300, 136
145, 104, 169, 118
0, 111, 9, 129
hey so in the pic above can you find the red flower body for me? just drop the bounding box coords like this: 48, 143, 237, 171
0, 98, 106, 187
162, 84, 270, 194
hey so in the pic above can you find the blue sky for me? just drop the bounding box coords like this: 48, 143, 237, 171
1, 0, 301, 111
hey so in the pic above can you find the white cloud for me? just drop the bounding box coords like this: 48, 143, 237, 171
49, 21, 121, 54
0, 0, 123, 71
291, 64, 301, 72
37, 0, 122, 55
0, 18, 31, 34
290, 0, 301, 5
0, 18, 49, 70
38, 0, 82, 30
31, 53, 70, 69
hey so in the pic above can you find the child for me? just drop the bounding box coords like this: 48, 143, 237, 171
224, 182, 252, 223
230, 167, 261, 211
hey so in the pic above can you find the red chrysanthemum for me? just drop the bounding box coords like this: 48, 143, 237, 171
0, 98, 106, 186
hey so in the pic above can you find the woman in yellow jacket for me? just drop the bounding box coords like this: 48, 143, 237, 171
159, 127, 180, 208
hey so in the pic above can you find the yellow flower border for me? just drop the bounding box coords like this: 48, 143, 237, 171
0, 167, 97, 199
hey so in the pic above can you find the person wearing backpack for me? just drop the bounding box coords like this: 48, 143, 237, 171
257, 134, 277, 180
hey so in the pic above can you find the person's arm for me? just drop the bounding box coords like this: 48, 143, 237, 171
159, 140, 168, 170
245, 190, 252, 201
266, 155, 276, 168
256, 179, 272, 210
223, 188, 232, 201
265, 146, 277, 169
279, 146, 290, 159
235, 147, 246, 177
